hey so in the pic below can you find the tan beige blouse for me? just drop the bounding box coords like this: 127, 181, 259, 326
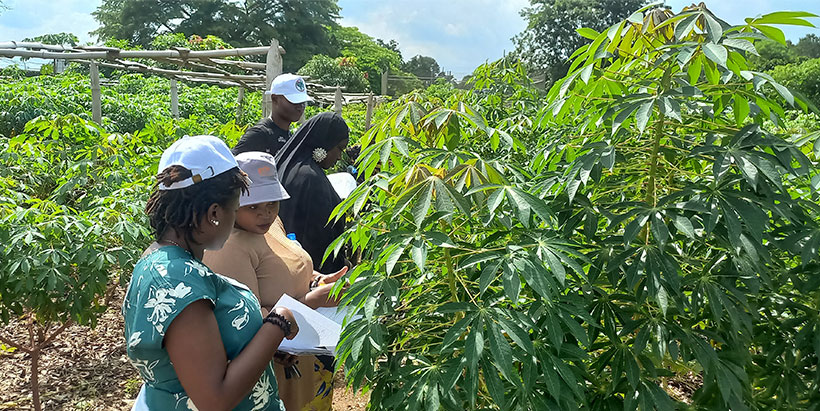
203, 217, 313, 308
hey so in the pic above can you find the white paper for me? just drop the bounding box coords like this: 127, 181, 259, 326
326, 172, 358, 199
274, 294, 342, 355
316, 305, 362, 325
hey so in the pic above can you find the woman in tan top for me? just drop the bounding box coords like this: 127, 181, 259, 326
204, 151, 345, 411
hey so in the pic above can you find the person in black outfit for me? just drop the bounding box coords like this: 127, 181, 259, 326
233, 73, 311, 156
275, 113, 350, 273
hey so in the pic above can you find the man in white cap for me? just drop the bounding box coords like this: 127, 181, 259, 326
232, 73, 311, 156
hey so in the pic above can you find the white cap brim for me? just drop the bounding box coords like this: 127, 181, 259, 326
283, 92, 311, 104
240, 181, 290, 207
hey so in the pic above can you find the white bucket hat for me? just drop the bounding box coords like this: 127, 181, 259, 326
264, 73, 312, 104
158, 135, 239, 190
235, 151, 290, 207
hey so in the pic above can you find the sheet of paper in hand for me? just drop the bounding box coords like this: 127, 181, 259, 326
274, 294, 342, 356
326, 172, 358, 199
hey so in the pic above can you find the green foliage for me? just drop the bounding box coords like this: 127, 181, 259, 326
0, 115, 153, 325
22, 32, 79, 46
749, 39, 803, 71
91, 0, 341, 71
330, 26, 404, 92
513, 0, 647, 84
770, 58, 820, 107
796, 33, 820, 59
150, 33, 232, 50
0, 72, 262, 136
298, 55, 370, 93
331, 4, 820, 410
403, 55, 442, 79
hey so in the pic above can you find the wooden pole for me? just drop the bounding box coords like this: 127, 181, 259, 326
90, 62, 101, 124
236, 86, 245, 123
365, 93, 374, 130
263, 39, 283, 119
334, 86, 343, 115
170, 79, 179, 119
381, 69, 388, 95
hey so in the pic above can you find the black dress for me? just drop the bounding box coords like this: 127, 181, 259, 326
276, 113, 349, 273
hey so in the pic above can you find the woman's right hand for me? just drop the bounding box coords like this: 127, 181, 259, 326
270, 306, 299, 339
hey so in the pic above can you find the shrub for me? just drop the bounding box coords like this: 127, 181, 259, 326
298, 54, 370, 93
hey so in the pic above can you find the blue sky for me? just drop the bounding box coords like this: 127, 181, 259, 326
1, 0, 818, 76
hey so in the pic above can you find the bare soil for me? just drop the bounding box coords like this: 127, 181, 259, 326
0, 288, 368, 410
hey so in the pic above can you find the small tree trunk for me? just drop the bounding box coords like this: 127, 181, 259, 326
30, 346, 41, 411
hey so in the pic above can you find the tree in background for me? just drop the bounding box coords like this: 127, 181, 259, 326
377, 38, 403, 61
749, 39, 803, 71
796, 33, 820, 59
402, 55, 442, 79
329, 26, 403, 92
513, 0, 646, 84
91, 0, 340, 71
298, 54, 370, 92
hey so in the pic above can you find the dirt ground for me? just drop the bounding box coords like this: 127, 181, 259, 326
0, 288, 368, 410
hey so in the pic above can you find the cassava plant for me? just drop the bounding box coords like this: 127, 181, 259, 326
331, 4, 819, 410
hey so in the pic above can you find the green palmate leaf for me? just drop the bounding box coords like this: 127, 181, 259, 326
733, 95, 750, 126
752, 24, 786, 44
702, 43, 728, 67
543, 249, 566, 286
411, 183, 433, 227
486, 320, 514, 379
703, 12, 725, 43
722, 38, 757, 55
635, 100, 654, 133
576, 27, 600, 40
770, 81, 794, 106
674, 14, 699, 40
672, 214, 695, 238
439, 315, 472, 352
466, 318, 485, 367
688, 55, 703, 84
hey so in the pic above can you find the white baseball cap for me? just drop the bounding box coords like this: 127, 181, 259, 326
235, 151, 290, 206
264, 73, 312, 104
158, 135, 240, 190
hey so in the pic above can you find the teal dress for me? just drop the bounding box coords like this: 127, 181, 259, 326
123, 246, 284, 410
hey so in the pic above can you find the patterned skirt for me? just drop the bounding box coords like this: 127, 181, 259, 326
273, 354, 334, 411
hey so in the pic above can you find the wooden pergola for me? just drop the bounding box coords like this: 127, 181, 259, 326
0, 39, 382, 127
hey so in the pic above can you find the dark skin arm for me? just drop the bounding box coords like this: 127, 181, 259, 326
165, 300, 297, 411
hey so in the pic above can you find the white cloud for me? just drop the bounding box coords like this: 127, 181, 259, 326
339, 0, 529, 77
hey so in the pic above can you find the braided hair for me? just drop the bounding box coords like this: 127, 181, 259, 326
145, 165, 250, 245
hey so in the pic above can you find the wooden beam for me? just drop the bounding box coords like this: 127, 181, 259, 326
89, 62, 101, 124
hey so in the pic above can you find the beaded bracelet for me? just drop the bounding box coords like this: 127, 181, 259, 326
263, 311, 292, 336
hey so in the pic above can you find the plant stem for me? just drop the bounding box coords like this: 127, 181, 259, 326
643, 67, 672, 244
444, 248, 458, 303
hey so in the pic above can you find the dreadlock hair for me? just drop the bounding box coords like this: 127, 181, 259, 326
145, 165, 250, 246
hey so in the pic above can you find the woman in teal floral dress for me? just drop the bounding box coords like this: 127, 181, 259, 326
123, 135, 300, 410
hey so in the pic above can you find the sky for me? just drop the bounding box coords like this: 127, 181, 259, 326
0, 0, 818, 76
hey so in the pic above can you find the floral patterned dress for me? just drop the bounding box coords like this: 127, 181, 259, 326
122, 245, 284, 410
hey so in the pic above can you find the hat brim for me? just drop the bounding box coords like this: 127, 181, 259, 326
240, 182, 291, 207
283, 92, 312, 104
